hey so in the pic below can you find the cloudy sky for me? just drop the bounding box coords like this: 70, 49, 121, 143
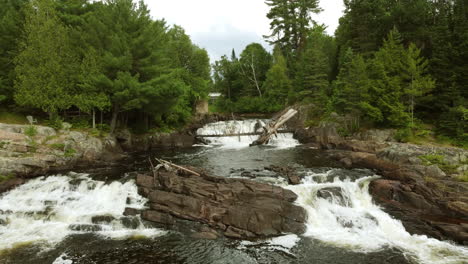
147, 0, 345, 62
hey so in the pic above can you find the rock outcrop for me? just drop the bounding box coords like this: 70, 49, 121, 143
0, 123, 124, 179
136, 168, 307, 239
328, 149, 468, 245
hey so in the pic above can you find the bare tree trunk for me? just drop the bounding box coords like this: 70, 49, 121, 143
250, 54, 262, 97
92, 108, 96, 129
110, 105, 119, 134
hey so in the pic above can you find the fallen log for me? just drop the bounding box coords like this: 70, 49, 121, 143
250, 108, 298, 146
155, 158, 201, 177
196, 130, 293, 138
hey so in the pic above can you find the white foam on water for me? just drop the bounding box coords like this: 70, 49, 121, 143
286, 170, 468, 264
0, 174, 165, 251
238, 234, 301, 255
196, 120, 299, 149
52, 253, 73, 264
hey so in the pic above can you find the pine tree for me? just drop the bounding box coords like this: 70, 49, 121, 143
0, 0, 28, 104
370, 29, 410, 127
402, 43, 435, 127
264, 0, 321, 56
292, 25, 333, 105
263, 47, 292, 108
14, 0, 79, 115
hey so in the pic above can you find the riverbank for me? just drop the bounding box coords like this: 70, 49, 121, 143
0, 123, 125, 193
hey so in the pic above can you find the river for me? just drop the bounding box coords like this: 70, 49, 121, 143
0, 120, 467, 264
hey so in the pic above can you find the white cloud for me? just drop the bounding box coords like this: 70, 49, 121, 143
146, 0, 344, 61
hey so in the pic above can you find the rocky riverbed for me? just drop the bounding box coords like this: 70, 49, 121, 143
293, 123, 468, 245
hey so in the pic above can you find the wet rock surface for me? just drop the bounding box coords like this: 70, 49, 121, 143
289, 113, 468, 245
136, 168, 307, 239
327, 147, 468, 245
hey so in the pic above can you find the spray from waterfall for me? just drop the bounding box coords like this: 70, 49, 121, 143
0, 174, 164, 251
287, 169, 468, 264
196, 120, 299, 149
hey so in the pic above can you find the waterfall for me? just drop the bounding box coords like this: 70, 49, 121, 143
196, 120, 299, 149
0, 174, 164, 251
286, 169, 468, 264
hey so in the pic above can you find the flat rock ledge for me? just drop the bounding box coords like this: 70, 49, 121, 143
135, 168, 307, 239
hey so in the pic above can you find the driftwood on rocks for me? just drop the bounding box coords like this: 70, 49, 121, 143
136, 160, 307, 239
250, 108, 298, 146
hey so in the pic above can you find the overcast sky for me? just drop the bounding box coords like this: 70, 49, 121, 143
147, 0, 345, 62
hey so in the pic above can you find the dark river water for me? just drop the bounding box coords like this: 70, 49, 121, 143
0, 120, 467, 264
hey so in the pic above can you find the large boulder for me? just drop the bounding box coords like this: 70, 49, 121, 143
137, 169, 307, 239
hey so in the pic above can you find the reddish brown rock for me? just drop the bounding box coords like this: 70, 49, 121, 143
137, 168, 307, 239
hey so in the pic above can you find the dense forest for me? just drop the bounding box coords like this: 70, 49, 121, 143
213, 0, 467, 146
0, 0, 211, 133
0, 0, 466, 145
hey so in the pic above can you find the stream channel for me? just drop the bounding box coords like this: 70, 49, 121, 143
0, 120, 467, 264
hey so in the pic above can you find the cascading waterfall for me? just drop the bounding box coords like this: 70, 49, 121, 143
287, 169, 468, 264
196, 120, 299, 149
0, 173, 164, 251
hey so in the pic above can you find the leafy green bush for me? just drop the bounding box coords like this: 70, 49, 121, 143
49, 143, 65, 150
69, 116, 90, 129
419, 154, 458, 175
46, 116, 63, 130
96, 124, 110, 133
394, 127, 413, 142
24, 125, 37, 137
64, 148, 76, 157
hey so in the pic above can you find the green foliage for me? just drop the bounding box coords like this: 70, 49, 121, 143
68, 116, 90, 129
394, 128, 413, 143
457, 172, 468, 182
14, 0, 79, 114
49, 143, 65, 151
215, 97, 282, 114
238, 43, 272, 97
0, 173, 14, 183
64, 147, 76, 157
419, 154, 459, 175
0, 141, 9, 149
0, 0, 28, 104
45, 116, 63, 130
265, 0, 321, 55
438, 106, 468, 143
263, 47, 292, 107
24, 125, 37, 137
0, 109, 27, 124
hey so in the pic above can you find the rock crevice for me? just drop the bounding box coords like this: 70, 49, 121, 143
136, 168, 307, 239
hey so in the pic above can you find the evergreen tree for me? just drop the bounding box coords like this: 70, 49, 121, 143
0, 0, 28, 104
292, 25, 333, 104
264, 0, 321, 56
333, 48, 380, 123
14, 0, 79, 115
402, 43, 435, 127
369, 29, 409, 127
263, 47, 292, 108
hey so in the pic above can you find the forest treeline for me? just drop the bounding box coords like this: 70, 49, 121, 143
213, 0, 467, 145
0, 0, 211, 133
